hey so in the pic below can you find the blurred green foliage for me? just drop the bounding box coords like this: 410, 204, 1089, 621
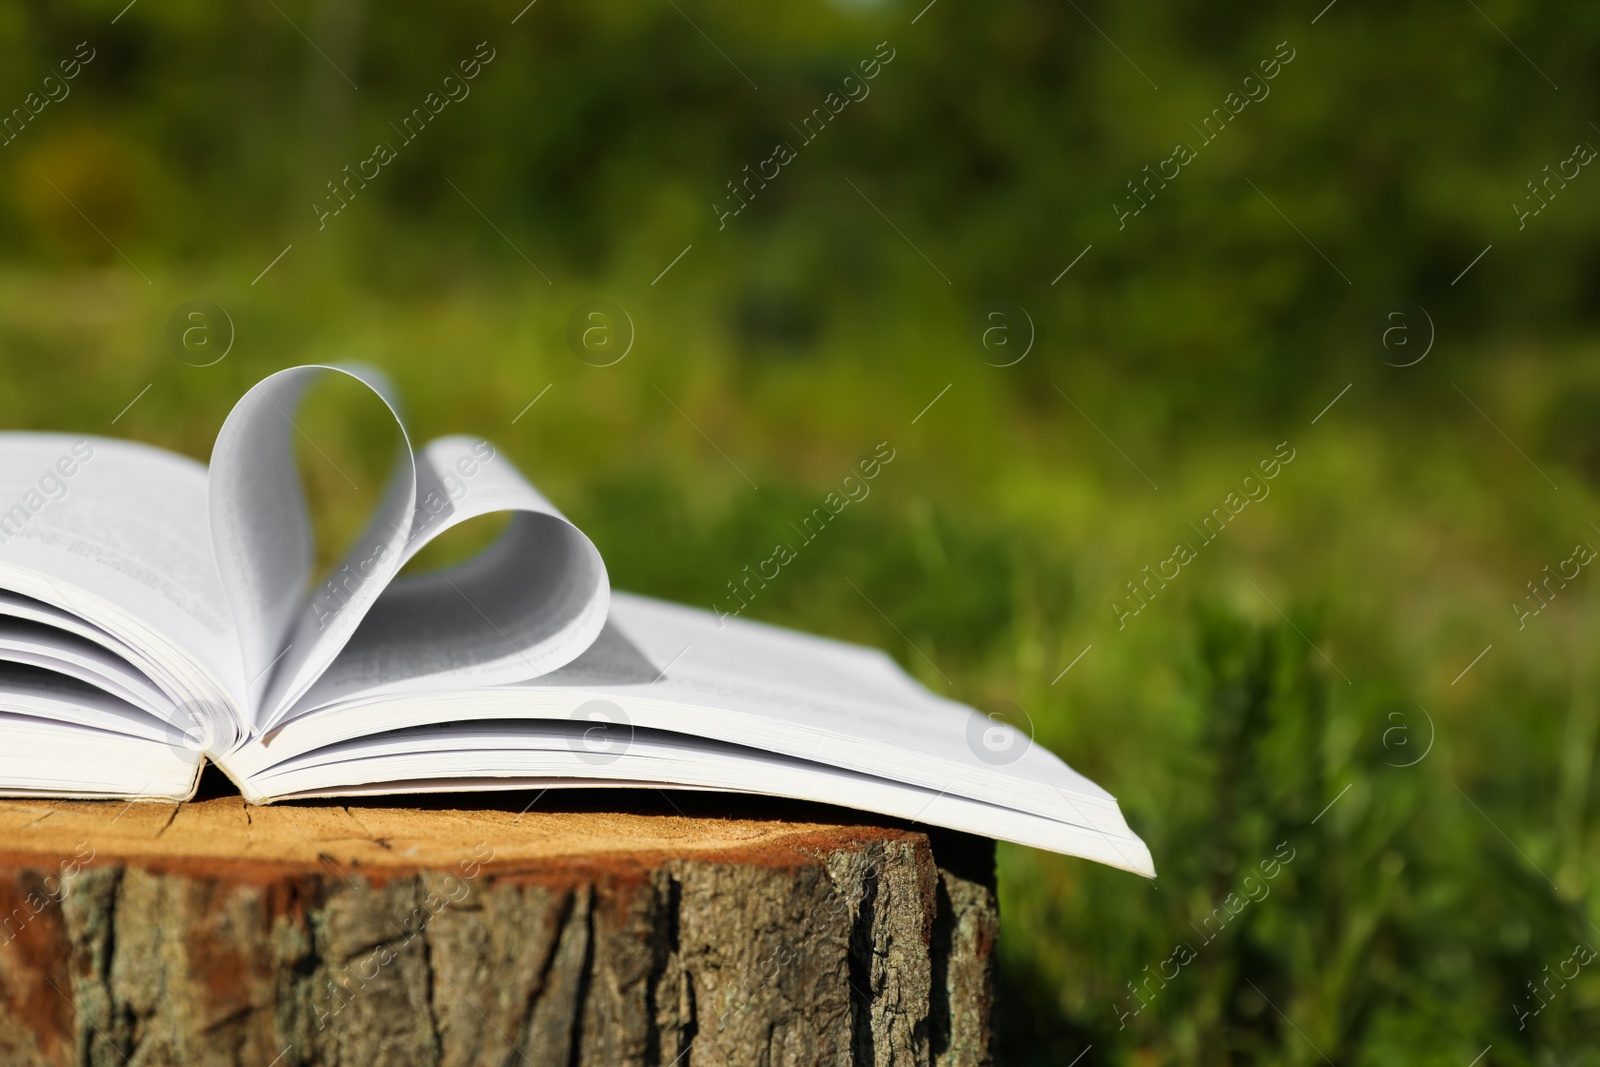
4, 0, 1600, 1061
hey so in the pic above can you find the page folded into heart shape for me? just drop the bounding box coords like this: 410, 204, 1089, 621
208, 365, 608, 735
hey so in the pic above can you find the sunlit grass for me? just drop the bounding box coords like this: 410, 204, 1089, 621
2, 263, 1597, 1059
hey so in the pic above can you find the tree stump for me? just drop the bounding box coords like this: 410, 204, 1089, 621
0, 786, 997, 1066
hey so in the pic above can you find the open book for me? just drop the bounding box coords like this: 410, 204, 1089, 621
0, 366, 1153, 876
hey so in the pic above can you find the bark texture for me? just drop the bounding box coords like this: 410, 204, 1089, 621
0, 793, 996, 1066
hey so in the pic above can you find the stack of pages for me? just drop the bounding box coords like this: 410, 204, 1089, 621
0, 365, 1153, 876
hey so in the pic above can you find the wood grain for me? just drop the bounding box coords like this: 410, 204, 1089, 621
0, 790, 996, 1066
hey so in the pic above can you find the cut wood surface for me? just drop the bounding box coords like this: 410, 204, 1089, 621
0, 786, 997, 1067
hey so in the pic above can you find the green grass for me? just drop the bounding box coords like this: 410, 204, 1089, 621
6, 1, 1600, 1056
3, 261, 1598, 1061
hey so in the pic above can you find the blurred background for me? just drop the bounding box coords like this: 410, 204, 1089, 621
3, 0, 1598, 1061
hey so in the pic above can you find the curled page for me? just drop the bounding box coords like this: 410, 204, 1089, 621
209, 365, 417, 730
210, 366, 608, 735
0, 434, 243, 752
281, 435, 609, 721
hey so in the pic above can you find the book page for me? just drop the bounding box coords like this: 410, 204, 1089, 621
0, 615, 174, 713
238, 720, 1153, 875
571, 595, 1124, 822
282, 435, 608, 719
0, 433, 244, 746
0, 711, 199, 800
208, 365, 417, 724
230, 594, 1145, 859
0, 661, 181, 741
211, 368, 609, 735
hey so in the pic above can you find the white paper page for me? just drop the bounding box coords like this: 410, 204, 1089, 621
0, 712, 199, 799
0, 663, 183, 744
576, 595, 1126, 824
208, 364, 418, 723
0, 588, 155, 665
231, 595, 1143, 850
284, 435, 608, 717
0, 616, 173, 712
243, 679, 1133, 842
212, 369, 609, 734
0, 433, 243, 747
239, 721, 1153, 875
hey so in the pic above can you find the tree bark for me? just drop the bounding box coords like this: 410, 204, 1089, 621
0, 790, 995, 1066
